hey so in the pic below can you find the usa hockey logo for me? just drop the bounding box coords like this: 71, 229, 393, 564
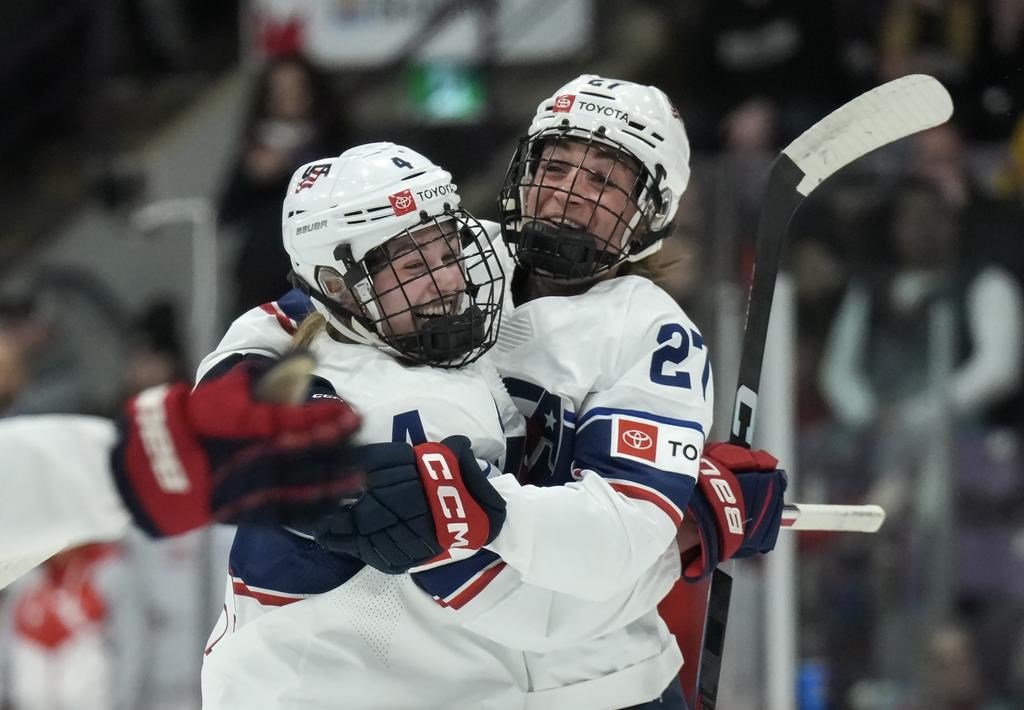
295, 163, 331, 192
553, 94, 576, 113
616, 419, 659, 463
388, 189, 417, 216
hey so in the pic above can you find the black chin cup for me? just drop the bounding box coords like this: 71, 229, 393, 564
393, 306, 487, 364
513, 221, 621, 280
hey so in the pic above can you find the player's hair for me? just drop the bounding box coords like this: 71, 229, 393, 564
289, 311, 328, 351
617, 245, 683, 289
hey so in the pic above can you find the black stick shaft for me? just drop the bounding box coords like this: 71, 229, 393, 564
696, 155, 806, 709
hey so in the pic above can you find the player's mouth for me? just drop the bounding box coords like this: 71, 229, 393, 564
412, 296, 460, 319
538, 216, 588, 232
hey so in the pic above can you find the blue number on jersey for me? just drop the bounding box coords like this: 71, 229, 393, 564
392, 410, 428, 445
649, 323, 710, 397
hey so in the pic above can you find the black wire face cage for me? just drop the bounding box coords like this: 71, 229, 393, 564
498, 129, 667, 281
330, 210, 505, 368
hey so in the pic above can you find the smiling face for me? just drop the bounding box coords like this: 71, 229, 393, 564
368, 222, 466, 338
522, 139, 643, 253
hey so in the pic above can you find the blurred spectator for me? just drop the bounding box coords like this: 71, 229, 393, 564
819, 176, 1022, 480
0, 543, 145, 710
833, 0, 893, 96
819, 174, 1024, 698
902, 622, 1014, 709
112, 299, 228, 710
120, 300, 187, 402
218, 53, 350, 318
877, 0, 1019, 140
963, 0, 1024, 140
878, 0, 983, 85
0, 288, 88, 416
685, 0, 844, 150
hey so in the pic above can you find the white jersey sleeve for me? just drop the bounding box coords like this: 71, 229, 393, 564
0, 416, 129, 589
483, 276, 713, 599
410, 530, 681, 652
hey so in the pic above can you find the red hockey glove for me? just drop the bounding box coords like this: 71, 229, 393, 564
312, 435, 507, 574
681, 442, 787, 581
110, 359, 362, 537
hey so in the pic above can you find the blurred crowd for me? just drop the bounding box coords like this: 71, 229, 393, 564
1, 1, 1024, 709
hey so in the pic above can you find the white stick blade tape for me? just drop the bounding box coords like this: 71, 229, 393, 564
783, 74, 954, 196
781, 503, 886, 533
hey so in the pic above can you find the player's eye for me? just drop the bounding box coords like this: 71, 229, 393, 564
542, 161, 570, 176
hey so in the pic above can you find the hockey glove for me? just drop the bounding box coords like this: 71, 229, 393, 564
110, 358, 363, 537
681, 442, 787, 582
312, 435, 507, 575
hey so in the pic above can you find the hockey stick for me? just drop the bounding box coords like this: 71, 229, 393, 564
694, 74, 953, 709
781, 502, 885, 533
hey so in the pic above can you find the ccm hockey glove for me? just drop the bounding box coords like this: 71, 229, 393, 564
681, 442, 787, 581
312, 435, 507, 575
110, 357, 363, 537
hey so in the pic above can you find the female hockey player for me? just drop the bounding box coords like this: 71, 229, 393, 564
400, 74, 787, 709
197, 141, 781, 710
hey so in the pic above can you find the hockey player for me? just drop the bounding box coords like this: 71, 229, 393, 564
0, 355, 362, 590
407, 74, 787, 708
199, 143, 765, 710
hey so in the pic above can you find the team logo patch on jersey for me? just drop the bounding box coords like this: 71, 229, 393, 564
295, 163, 331, 192
388, 189, 417, 216
611, 415, 703, 476
553, 94, 576, 112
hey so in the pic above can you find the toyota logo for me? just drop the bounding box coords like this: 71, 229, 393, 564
555, 96, 572, 109
393, 195, 412, 209
622, 429, 653, 450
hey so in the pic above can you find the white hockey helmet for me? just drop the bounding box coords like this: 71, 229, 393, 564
499, 74, 691, 279
283, 142, 504, 367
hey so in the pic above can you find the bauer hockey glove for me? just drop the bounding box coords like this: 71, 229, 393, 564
312, 435, 507, 575
681, 442, 787, 582
110, 357, 363, 537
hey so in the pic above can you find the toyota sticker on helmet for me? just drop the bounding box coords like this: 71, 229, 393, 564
610, 414, 702, 477
388, 189, 417, 216
552, 94, 576, 113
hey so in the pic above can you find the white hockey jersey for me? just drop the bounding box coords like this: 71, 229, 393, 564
198, 261, 711, 709
413, 270, 714, 705
0, 416, 129, 590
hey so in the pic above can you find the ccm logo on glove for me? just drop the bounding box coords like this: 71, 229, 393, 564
420, 452, 472, 548
416, 443, 490, 551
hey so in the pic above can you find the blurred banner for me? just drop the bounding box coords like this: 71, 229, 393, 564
247, 0, 593, 65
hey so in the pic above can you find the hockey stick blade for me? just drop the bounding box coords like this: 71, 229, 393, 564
784, 74, 953, 196
702, 76, 952, 710
781, 503, 886, 533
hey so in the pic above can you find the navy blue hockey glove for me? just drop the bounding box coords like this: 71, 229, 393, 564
312, 435, 507, 575
681, 442, 787, 581
110, 356, 363, 537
